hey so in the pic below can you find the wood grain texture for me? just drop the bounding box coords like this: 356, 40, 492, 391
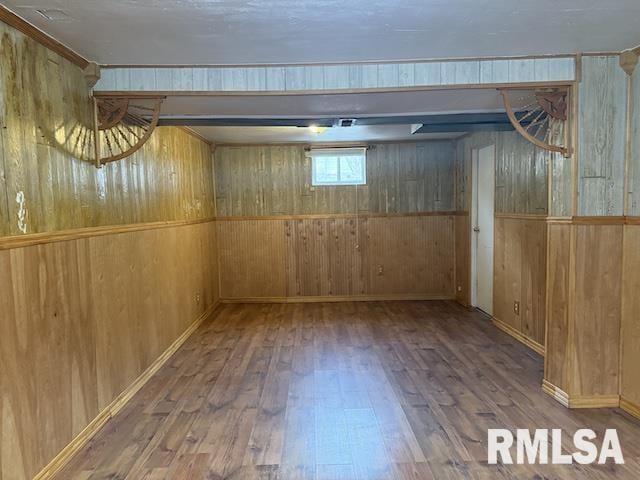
56, 301, 640, 480
94, 56, 577, 92
214, 142, 455, 217
544, 223, 572, 391
493, 216, 547, 346
572, 224, 622, 397
455, 131, 549, 215
578, 56, 628, 216
217, 215, 454, 300
630, 68, 640, 215
0, 221, 218, 480
454, 213, 470, 306
621, 224, 640, 408
0, 22, 215, 236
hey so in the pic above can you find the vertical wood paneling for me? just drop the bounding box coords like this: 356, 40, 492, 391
572, 225, 622, 397
621, 224, 640, 406
214, 142, 455, 217
630, 69, 640, 215
493, 217, 547, 346
216, 215, 454, 300
94, 57, 577, 92
0, 23, 215, 237
454, 214, 470, 305
216, 220, 287, 298
578, 56, 627, 216
0, 221, 219, 480
544, 223, 572, 390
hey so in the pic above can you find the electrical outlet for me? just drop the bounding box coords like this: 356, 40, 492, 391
457, 285, 462, 292
195, 292, 201, 304
377, 265, 384, 275
514, 301, 520, 315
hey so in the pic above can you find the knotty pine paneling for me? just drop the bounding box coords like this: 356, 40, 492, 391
214, 142, 455, 217
621, 224, 640, 408
493, 216, 547, 347
0, 221, 218, 480
0, 22, 215, 236
217, 215, 455, 300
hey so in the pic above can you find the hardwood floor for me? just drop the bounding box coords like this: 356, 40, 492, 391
57, 301, 640, 479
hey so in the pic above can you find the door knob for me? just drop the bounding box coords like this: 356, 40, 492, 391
473, 227, 480, 232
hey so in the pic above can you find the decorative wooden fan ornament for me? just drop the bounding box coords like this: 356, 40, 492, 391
500, 88, 571, 157
92, 96, 164, 166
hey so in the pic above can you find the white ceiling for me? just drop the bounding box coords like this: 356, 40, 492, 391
5, 1, 640, 65
193, 125, 463, 144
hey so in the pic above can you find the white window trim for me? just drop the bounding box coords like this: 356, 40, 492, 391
310, 147, 367, 186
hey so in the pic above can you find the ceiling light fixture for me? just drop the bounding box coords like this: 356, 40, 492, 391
309, 125, 327, 134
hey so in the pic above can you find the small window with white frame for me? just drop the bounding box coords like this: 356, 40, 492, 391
310, 147, 367, 186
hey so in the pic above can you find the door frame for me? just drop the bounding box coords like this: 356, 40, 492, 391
470, 142, 496, 312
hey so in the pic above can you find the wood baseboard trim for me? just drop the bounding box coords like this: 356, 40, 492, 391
568, 395, 620, 409
32, 301, 222, 480
0, 217, 216, 250
542, 380, 621, 409
542, 379, 570, 407
221, 294, 454, 304
620, 397, 640, 420
492, 317, 545, 356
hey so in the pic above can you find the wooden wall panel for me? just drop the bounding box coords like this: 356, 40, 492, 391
94, 56, 577, 92
364, 215, 454, 295
630, 67, 640, 216
454, 131, 550, 215
578, 56, 627, 216
544, 223, 572, 391
572, 224, 622, 397
285, 218, 364, 296
621, 224, 640, 407
0, 22, 215, 236
493, 217, 547, 346
214, 142, 455, 217
454, 214, 470, 305
217, 220, 287, 299
216, 215, 454, 300
0, 221, 218, 480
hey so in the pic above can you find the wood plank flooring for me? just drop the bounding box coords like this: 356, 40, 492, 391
57, 301, 640, 479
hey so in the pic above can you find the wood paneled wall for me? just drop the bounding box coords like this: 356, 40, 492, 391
217, 215, 454, 300
493, 216, 547, 349
214, 142, 455, 216
0, 22, 215, 237
0, 21, 220, 480
621, 223, 640, 411
454, 131, 549, 350
0, 221, 219, 480
578, 56, 627, 216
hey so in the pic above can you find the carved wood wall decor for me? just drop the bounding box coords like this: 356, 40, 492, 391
93, 96, 164, 166
500, 87, 572, 157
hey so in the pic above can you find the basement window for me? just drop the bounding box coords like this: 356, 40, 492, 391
311, 148, 367, 186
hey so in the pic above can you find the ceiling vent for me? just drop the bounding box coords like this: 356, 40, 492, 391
338, 118, 357, 127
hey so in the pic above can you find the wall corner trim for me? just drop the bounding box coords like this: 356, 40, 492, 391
32, 301, 222, 480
